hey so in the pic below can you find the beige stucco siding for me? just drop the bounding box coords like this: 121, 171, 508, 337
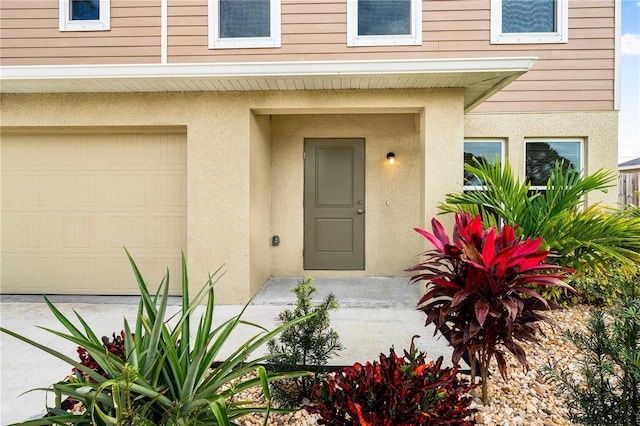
464, 111, 619, 207
1, 89, 468, 302
269, 113, 423, 277
0, 0, 161, 65
249, 113, 273, 296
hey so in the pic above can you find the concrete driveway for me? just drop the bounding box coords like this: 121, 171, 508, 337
1, 277, 456, 424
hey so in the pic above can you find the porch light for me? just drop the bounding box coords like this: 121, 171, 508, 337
386, 152, 396, 164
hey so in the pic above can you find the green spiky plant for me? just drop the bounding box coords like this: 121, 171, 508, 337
440, 159, 640, 303
1, 250, 312, 425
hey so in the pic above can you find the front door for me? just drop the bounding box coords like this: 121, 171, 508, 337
304, 138, 365, 270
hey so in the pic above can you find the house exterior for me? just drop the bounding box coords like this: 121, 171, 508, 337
0, 0, 620, 303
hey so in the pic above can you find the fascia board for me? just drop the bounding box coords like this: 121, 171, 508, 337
1, 58, 537, 81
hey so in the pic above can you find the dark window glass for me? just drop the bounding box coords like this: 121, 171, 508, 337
502, 0, 555, 33
358, 0, 411, 36
464, 142, 502, 186
220, 0, 271, 38
526, 142, 580, 187
71, 0, 100, 21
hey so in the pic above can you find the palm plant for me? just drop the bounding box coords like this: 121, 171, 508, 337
441, 159, 640, 275
1, 250, 311, 425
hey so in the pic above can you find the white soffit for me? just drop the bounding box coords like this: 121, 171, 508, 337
0, 57, 537, 112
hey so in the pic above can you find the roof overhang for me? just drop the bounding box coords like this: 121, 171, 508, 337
0, 57, 536, 112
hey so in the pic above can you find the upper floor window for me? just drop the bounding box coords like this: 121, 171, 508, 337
209, 0, 281, 49
347, 0, 422, 46
59, 0, 110, 32
491, 0, 568, 44
525, 139, 582, 191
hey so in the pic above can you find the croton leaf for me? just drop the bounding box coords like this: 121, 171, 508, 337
474, 300, 490, 327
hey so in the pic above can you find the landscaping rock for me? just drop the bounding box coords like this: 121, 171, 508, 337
232, 305, 590, 425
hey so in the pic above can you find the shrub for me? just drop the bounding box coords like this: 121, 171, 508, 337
267, 276, 342, 406
569, 262, 640, 306
1, 250, 312, 425
440, 159, 640, 305
407, 212, 576, 404
544, 296, 640, 425
311, 337, 476, 425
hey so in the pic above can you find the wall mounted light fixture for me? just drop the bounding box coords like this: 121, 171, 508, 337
386, 152, 396, 164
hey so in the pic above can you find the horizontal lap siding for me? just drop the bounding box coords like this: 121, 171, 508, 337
1, 1, 614, 113
0, 0, 161, 65
168, 0, 614, 113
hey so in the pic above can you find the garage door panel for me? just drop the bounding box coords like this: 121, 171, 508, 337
150, 174, 187, 208
151, 216, 187, 248
1, 131, 187, 295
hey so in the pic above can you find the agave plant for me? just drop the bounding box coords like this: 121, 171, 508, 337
440, 159, 640, 276
407, 213, 576, 404
1, 250, 311, 425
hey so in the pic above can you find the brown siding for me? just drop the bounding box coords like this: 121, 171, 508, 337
1, 1, 615, 113
0, 0, 161, 65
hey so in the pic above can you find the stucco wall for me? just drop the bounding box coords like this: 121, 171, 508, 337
0, 89, 467, 303
269, 113, 423, 277
464, 111, 619, 207
249, 113, 273, 296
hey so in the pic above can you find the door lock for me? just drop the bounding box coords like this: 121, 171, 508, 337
357, 209, 364, 214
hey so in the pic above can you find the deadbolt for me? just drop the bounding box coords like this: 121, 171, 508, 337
357, 200, 363, 205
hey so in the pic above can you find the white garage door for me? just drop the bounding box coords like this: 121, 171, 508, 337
1, 129, 187, 295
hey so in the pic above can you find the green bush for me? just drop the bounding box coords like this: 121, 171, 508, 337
267, 277, 342, 407
544, 283, 640, 425
570, 262, 640, 306
1, 250, 311, 426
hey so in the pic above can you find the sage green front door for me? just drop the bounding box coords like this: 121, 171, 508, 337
304, 138, 365, 270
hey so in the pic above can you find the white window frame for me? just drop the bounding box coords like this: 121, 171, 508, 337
463, 139, 505, 191
208, 0, 281, 49
347, 0, 422, 47
490, 0, 568, 44
59, 0, 110, 32
524, 138, 583, 191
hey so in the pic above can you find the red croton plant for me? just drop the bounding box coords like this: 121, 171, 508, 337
407, 213, 577, 404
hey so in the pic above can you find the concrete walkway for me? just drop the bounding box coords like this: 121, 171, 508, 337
0, 277, 457, 425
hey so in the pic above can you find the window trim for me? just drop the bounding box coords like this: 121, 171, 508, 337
59, 0, 110, 32
463, 139, 505, 191
490, 0, 568, 44
524, 138, 583, 191
347, 0, 422, 47
208, 0, 281, 49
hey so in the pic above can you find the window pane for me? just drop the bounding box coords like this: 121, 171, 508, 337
220, 0, 270, 38
71, 0, 100, 21
526, 141, 580, 187
502, 0, 555, 33
358, 0, 411, 36
464, 142, 502, 186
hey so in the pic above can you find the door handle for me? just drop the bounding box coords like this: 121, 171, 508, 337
357, 208, 364, 214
